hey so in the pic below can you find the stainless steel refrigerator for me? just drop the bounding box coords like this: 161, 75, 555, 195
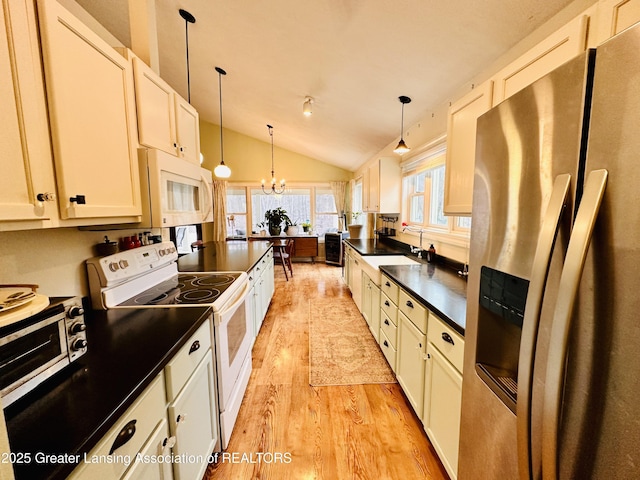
459, 22, 640, 480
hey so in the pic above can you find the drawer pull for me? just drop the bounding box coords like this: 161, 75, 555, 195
406, 300, 414, 308
384, 319, 390, 326
442, 332, 455, 345
383, 340, 389, 348
109, 419, 136, 454
162, 436, 176, 449
385, 281, 391, 287
384, 300, 390, 307
189, 340, 201, 355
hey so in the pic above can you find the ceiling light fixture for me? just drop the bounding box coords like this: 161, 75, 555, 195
262, 124, 285, 195
178, 9, 196, 103
303, 96, 313, 116
214, 66, 231, 178
393, 95, 412, 155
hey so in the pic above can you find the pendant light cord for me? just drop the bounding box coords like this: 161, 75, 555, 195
216, 67, 227, 166
268, 125, 274, 178
179, 9, 196, 103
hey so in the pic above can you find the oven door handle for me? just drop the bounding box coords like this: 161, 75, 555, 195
217, 280, 250, 320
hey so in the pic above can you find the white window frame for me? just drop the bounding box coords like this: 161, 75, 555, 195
400, 139, 470, 246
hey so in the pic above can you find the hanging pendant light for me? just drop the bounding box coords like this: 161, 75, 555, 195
261, 125, 285, 195
214, 66, 231, 178
178, 9, 196, 103
393, 96, 412, 155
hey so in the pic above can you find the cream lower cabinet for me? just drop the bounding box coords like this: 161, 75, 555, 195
361, 272, 380, 342
37, 0, 142, 222
121, 419, 173, 480
69, 374, 169, 480
0, 0, 59, 230
252, 249, 274, 335
167, 353, 217, 480
131, 55, 200, 165
396, 290, 428, 417
423, 314, 464, 480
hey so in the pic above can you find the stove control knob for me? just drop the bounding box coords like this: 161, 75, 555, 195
119, 259, 129, 269
159, 249, 166, 257
68, 306, 85, 319
72, 338, 87, 350
70, 322, 86, 334
109, 262, 119, 272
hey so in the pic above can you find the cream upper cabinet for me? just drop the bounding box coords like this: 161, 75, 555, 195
37, 0, 142, 221
0, 0, 58, 230
363, 157, 401, 213
491, 14, 589, 106
596, 0, 640, 42
174, 94, 201, 165
132, 55, 201, 165
443, 81, 493, 216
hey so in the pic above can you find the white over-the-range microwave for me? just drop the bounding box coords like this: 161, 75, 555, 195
138, 148, 213, 228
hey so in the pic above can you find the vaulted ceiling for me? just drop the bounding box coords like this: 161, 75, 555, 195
75, 0, 579, 171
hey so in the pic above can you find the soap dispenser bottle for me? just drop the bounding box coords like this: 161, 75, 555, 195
426, 244, 436, 263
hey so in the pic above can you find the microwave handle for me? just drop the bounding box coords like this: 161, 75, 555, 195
201, 174, 213, 222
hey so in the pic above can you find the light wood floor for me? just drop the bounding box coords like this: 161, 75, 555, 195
204, 262, 449, 480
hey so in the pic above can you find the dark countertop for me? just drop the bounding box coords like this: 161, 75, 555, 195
177, 240, 271, 273
380, 264, 467, 335
5, 306, 211, 480
345, 238, 408, 256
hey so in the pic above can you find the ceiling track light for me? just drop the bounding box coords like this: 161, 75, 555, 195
393, 95, 412, 155
178, 9, 196, 103
303, 96, 314, 116
214, 66, 231, 178
262, 124, 286, 195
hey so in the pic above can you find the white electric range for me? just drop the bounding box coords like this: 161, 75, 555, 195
86, 242, 251, 449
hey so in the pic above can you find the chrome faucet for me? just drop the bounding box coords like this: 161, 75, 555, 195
403, 225, 425, 258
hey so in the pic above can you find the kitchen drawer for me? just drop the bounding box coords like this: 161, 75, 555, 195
427, 313, 465, 373
380, 310, 398, 349
379, 329, 397, 372
165, 319, 212, 400
399, 289, 427, 334
380, 275, 399, 305
380, 292, 397, 324
69, 373, 166, 480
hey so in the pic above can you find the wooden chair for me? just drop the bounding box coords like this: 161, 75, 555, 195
273, 239, 294, 280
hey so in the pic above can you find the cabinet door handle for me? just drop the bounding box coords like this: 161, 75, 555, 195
176, 413, 187, 424
385, 281, 391, 287
109, 419, 136, 454
189, 340, 200, 355
441, 332, 455, 346
384, 319, 390, 326
406, 300, 414, 309
383, 340, 389, 348
162, 436, 176, 449
69, 195, 86, 204
384, 300, 390, 307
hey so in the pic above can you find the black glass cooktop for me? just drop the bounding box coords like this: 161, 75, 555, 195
118, 272, 242, 307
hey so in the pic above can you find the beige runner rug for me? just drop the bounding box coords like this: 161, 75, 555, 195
309, 298, 397, 386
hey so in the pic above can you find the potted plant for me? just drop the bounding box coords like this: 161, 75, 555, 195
285, 218, 299, 236
257, 221, 268, 236
301, 220, 312, 233
348, 211, 363, 238
264, 207, 290, 236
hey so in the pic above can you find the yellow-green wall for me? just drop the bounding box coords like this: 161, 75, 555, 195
199, 120, 352, 183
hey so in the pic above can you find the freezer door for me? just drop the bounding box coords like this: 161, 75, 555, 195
554, 23, 640, 480
459, 52, 593, 480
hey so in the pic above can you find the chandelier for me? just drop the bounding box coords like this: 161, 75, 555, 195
261, 124, 285, 194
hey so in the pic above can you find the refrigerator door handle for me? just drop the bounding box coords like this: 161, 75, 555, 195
517, 173, 572, 480
541, 169, 608, 480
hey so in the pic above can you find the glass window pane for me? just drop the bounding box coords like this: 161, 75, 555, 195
428, 165, 447, 226
251, 188, 311, 232
415, 172, 426, 193
226, 214, 247, 237
226, 187, 247, 213
353, 180, 363, 213
410, 195, 424, 223
316, 188, 336, 213
315, 214, 338, 235
457, 216, 472, 229
174, 225, 199, 254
